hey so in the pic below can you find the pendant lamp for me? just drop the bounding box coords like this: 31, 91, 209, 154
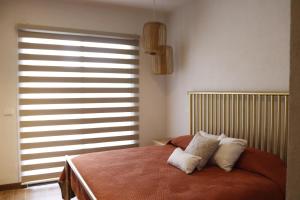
152, 46, 173, 75
143, 22, 166, 55
142, 0, 167, 55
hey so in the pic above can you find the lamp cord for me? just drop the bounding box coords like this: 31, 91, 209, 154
152, 0, 157, 20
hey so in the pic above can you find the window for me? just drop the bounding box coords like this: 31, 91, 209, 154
18, 25, 139, 184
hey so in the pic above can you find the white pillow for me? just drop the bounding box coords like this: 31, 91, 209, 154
185, 133, 219, 170
210, 137, 247, 172
199, 131, 226, 141
167, 148, 202, 174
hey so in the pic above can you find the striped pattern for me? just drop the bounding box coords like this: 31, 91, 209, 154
189, 92, 289, 161
18, 25, 140, 184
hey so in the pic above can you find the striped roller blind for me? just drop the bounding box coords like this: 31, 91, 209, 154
18, 25, 140, 184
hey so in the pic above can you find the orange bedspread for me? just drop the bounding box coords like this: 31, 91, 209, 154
59, 144, 285, 200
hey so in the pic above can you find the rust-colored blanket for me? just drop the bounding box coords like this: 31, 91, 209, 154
59, 144, 285, 200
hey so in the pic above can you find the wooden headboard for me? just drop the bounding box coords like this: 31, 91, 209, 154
188, 91, 289, 161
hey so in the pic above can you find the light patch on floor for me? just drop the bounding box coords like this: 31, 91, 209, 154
0, 183, 77, 200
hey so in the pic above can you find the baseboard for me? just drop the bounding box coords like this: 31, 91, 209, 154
0, 183, 26, 191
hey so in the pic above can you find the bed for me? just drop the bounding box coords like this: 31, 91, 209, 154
59, 91, 288, 200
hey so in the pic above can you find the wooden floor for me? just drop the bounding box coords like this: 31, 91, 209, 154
0, 183, 77, 200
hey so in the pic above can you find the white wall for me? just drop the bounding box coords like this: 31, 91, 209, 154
0, 0, 167, 185
165, 0, 291, 137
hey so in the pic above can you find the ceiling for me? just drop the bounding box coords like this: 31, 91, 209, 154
86, 0, 190, 12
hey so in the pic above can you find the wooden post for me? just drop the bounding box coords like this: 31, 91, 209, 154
65, 157, 71, 200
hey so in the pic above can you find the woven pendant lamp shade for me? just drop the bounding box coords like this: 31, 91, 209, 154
152, 46, 173, 74
143, 22, 167, 55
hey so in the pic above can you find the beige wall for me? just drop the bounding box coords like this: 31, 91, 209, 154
0, 0, 167, 184
287, 0, 300, 199
165, 0, 291, 137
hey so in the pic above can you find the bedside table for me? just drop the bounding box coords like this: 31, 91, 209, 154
152, 138, 171, 146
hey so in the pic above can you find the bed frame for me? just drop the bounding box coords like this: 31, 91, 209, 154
64, 91, 289, 200
64, 156, 97, 200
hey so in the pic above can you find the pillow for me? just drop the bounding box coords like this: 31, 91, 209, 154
185, 133, 219, 170
168, 135, 193, 150
210, 137, 247, 172
199, 131, 226, 141
168, 132, 224, 150
167, 148, 202, 174
236, 148, 286, 194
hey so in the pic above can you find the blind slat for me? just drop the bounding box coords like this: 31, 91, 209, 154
22, 162, 65, 172
21, 134, 139, 149
20, 125, 139, 138
20, 97, 139, 105
21, 143, 138, 160
18, 24, 139, 40
19, 65, 139, 74
22, 172, 61, 183
20, 116, 138, 127
19, 54, 139, 65
19, 87, 139, 94
19, 31, 139, 46
19, 76, 139, 83
19, 42, 139, 55
20, 107, 139, 116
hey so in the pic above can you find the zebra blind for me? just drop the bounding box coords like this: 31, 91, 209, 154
18, 25, 140, 184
